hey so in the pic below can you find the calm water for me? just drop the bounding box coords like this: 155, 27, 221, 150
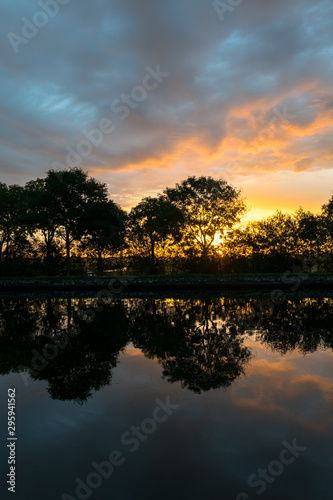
0, 294, 332, 500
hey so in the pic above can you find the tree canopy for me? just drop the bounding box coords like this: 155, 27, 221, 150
165, 176, 247, 266
128, 195, 183, 271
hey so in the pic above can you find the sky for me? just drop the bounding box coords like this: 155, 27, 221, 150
0, 0, 333, 220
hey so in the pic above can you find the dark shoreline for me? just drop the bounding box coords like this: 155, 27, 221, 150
0, 275, 333, 292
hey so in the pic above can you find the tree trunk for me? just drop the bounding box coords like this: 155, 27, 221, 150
97, 251, 103, 276
0, 238, 3, 277
151, 238, 155, 265
150, 238, 158, 273
67, 298, 72, 329
202, 244, 209, 272
46, 239, 51, 275
66, 230, 71, 276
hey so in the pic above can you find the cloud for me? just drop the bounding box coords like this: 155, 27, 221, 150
0, 0, 332, 209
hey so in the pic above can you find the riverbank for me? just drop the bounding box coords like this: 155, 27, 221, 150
0, 274, 333, 291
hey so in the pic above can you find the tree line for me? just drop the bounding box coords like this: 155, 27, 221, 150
0, 167, 332, 276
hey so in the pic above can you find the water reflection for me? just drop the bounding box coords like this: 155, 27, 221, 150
0, 296, 332, 402
0, 298, 129, 403
33, 301, 129, 403
256, 298, 333, 354
130, 299, 251, 392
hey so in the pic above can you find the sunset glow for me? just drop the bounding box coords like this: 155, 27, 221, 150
1, 0, 332, 217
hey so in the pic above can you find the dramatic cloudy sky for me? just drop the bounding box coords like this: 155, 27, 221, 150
1, 0, 332, 219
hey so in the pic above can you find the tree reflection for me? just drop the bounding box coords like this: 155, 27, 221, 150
32, 299, 129, 403
0, 297, 43, 375
254, 298, 333, 354
0, 295, 332, 401
0, 297, 129, 404
130, 299, 252, 393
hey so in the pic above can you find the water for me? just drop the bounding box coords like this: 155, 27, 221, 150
0, 295, 332, 500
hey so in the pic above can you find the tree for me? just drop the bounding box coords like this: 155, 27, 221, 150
44, 168, 109, 275
322, 194, 333, 239
241, 211, 298, 256
0, 183, 10, 271
295, 208, 327, 266
0, 183, 26, 275
164, 176, 247, 266
221, 211, 303, 273
80, 200, 127, 275
128, 195, 183, 271
24, 178, 61, 274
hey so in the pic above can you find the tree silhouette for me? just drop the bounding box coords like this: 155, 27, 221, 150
322, 194, 333, 257
24, 178, 63, 274
80, 200, 127, 275
0, 183, 26, 275
1, 173, 333, 275
165, 176, 247, 268
128, 195, 183, 272
44, 168, 110, 275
